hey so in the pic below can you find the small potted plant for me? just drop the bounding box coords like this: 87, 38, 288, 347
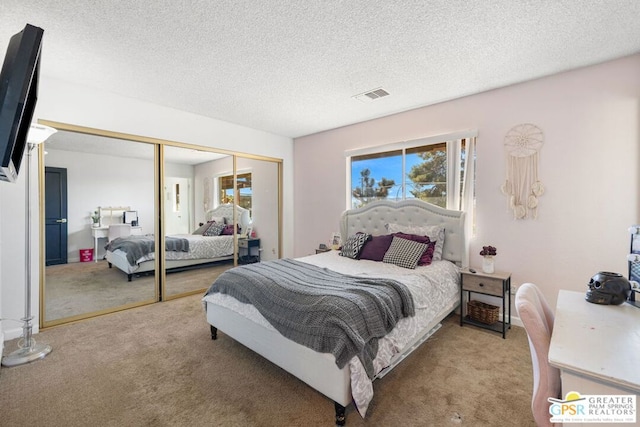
90, 210, 100, 228
479, 245, 497, 273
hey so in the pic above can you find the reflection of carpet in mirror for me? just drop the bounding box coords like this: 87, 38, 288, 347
45, 259, 233, 322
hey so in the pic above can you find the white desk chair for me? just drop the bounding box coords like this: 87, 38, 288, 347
108, 224, 131, 242
515, 283, 561, 427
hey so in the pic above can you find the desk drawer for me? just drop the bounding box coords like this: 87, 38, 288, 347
462, 274, 503, 296
238, 239, 249, 248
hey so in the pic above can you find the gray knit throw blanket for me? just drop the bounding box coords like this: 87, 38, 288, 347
205, 258, 415, 378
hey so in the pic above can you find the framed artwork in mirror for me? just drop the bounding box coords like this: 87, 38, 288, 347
124, 210, 138, 225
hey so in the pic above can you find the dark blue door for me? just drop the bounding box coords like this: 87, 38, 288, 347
45, 166, 68, 266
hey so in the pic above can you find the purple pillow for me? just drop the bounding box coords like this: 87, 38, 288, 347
359, 234, 395, 261
394, 232, 436, 266
221, 224, 237, 235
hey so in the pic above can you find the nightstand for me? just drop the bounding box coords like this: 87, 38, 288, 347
238, 237, 260, 264
460, 268, 511, 338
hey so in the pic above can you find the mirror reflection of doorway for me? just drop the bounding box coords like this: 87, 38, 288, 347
44, 166, 68, 266
164, 177, 190, 235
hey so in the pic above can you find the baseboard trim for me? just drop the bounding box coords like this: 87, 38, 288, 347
4, 326, 24, 341
503, 313, 523, 328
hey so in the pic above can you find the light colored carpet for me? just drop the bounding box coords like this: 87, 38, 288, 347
44, 259, 233, 322
0, 294, 536, 426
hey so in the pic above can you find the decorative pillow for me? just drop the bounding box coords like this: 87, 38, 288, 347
203, 222, 226, 236
209, 216, 226, 225
386, 223, 445, 261
359, 234, 395, 261
382, 236, 428, 269
339, 232, 371, 259
220, 224, 238, 235
393, 232, 436, 266
192, 221, 214, 235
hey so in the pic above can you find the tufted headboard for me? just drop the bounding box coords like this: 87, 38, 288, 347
205, 204, 252, 235
340, 199, 467, 266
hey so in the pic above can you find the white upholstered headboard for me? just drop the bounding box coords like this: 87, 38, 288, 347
340, 199, 467, 266
205, 204, 251, 235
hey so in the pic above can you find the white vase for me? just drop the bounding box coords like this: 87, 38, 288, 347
482, 256, 495, 274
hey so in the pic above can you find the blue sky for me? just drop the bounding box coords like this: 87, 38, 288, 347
351, 153, 424, 193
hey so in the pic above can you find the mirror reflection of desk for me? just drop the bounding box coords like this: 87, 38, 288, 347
549, 290, 640, 426
91, 226, 142, 262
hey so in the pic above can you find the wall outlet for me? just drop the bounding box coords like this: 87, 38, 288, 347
510, 284, 518, 295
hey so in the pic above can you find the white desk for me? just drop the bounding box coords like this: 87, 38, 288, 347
91, 226, 142, 262
549, 290, 640, 425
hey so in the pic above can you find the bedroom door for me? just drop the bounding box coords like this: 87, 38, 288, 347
44, 167, 68, 266
164, 176, 190, 235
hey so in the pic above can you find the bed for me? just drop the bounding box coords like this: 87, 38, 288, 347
105, 204, 251, 281
202, 199, 467, 425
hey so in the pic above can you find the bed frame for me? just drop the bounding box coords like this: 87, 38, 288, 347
106, 204, 251, 281
205, 199, 466, 425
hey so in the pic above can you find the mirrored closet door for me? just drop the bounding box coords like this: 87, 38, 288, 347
161, 145, 237, 299
235, 155, 281, 264
39, 121, 283, 328
161, 147, 283, 299
42, 128, 157, 326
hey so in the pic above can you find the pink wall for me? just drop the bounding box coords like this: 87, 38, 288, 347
293, 53, 640, 311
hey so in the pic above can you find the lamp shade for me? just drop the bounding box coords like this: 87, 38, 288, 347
27, 124, 57, 144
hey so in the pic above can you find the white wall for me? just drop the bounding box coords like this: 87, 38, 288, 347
45, 148, 155, 261
293, 54, 640, 314
0, 76, 294, 340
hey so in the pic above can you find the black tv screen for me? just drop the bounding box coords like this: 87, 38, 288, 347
0, 24, 43, 183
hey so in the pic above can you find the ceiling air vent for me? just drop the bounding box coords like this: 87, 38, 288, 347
353, 87, 390, 103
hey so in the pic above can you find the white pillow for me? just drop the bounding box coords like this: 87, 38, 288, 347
386, 223, 445, 261
208, 216, 226, 224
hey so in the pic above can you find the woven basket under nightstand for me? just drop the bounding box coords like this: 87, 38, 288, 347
467, 300, 499, 325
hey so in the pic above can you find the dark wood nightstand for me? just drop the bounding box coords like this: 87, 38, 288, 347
238, 238, 260, 264
460, 268, 511, 338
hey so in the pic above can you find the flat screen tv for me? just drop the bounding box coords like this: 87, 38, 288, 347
0, 24, 43, 183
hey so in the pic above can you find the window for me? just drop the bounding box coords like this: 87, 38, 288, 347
218, 172, 252, 210
348, 133, 476, 211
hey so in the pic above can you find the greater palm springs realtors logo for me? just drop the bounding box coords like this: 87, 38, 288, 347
549, 391, 636, 423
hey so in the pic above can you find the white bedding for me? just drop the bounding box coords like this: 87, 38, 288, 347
124, 234, 234, 265
165, 234, 234, 261
202, 250, 461, 416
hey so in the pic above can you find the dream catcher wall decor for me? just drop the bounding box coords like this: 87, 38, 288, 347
501, 123, 545, 219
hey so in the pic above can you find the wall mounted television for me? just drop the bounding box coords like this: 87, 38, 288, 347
0, 24, 44, 183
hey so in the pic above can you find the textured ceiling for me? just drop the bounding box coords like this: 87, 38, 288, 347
3, 1, 640, 138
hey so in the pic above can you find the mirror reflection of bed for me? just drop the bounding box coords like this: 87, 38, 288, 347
104, 204, 250, 282
42, 125, 281, 325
